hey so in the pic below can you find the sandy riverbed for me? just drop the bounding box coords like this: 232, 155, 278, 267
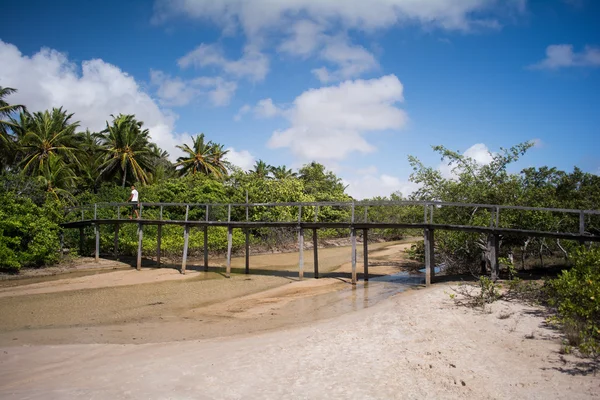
0, 241, 597, 399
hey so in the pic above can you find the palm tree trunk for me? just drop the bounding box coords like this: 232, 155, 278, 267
122, 168, 127, 188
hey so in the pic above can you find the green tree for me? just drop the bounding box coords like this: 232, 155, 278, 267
97, 114, 155, 187
0, 87, 26, 154
298, 161, 349, 200
36, 154, 78, 204
175, 134, 229, 178
147, 143, 176, 184
251, 159, 272, 179
271, 165, 297, 180
12, 107, 80, 175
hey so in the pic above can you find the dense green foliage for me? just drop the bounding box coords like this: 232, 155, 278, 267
547, 247, 600, 356
0, 191, 60, 270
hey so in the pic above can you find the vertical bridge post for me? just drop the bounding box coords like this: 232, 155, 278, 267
298, 227, 304, 280
245, 195, 250, 274
312, 228, 319, 279
156, 206, 163, 266
226, 226, 233, 278
488, 234, 499, 281
204, 205, 209, 271
94, 204, 99, 263
181, 205, 189, 274
424, 228, 435, 286
136, 222, 143, 270
351, 228, 357, 285
363, 229, 369, 281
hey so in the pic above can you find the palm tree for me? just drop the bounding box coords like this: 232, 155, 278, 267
14, 107, 80, 175
175, 134, 229, 178
97, 114, 155, 187
147, 143, 176, 184
76, 130, 103, 191
252, 160, 272, 179
0, 87, 26, 168
36, 154, 78, 204
271, 165, 297, 180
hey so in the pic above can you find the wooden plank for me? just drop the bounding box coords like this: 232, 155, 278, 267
488, 234, 499, 281
203, 226, 208, 271
181, 224, 190, 274
156, 225, 162, 266
245, 229, 250, 274
363, 229, 369, 281
298, 228, 304, 280
226, 226, 233, 278
95, 224, 100, 263
312, 228, 319, 279
114, 224, 119, 259
136, 223, 143, 271
351, 228, 357, 285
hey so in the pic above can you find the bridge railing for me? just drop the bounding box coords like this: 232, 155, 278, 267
63, 201, 600, 237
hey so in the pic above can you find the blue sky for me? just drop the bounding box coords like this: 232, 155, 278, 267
1, 0, 599, 198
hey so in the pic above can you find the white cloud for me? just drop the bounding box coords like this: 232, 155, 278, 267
150, 70, 238, 107
153, 0, 524, 36
312, 36, 379, 82
438, 143, 494, 179
178, 43, 269, 82
0, 40, 182, 159
234, 104, 252, 121
344, 168, 420, 199
529, 44, 600, 70
234, 98, 284, 121
267, 74, 407, 161
278, 20, 325, 57
254, 98, 281, 118
156, 1, 525, 83
224, 147, 256, 171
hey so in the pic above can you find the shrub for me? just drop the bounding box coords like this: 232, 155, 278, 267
547, 246, 600, 357
0, 192, 60, 271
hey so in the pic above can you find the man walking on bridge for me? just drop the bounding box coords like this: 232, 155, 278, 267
128, 185, 139, 219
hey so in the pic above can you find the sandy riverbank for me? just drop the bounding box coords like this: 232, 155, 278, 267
0, 241, 597, 399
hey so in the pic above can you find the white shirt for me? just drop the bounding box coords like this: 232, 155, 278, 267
131, 189, 139, 202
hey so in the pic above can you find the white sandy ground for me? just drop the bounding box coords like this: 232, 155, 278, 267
1, 283, 598, 400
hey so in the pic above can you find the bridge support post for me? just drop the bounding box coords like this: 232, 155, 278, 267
182, 224, 190, 274
79, 226, 84, 256
137, 223, 143, 271
114, 224, 119, 260
203, 226, 208, 271
59, 231, 64, 258
156, 225, 161, 266
351, 228, 357, 285
226, 226, 233, 278
488, 234, 499, 281
298, 228, 304, 280
312, 228, 319, 279
95, 224, 100, 263
245, 229, 250, 274
363, 229, 369, 281
424, 228, 435, 286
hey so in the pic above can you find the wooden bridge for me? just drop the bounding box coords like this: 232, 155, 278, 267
61, 201, 600, 286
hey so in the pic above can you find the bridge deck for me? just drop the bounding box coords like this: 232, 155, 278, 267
60, 201, 600, 286
62, 219, 599, 242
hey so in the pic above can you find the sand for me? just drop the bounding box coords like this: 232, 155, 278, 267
0, 241, 598, 399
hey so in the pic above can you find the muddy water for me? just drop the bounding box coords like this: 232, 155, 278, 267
0, 240, 423, 346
